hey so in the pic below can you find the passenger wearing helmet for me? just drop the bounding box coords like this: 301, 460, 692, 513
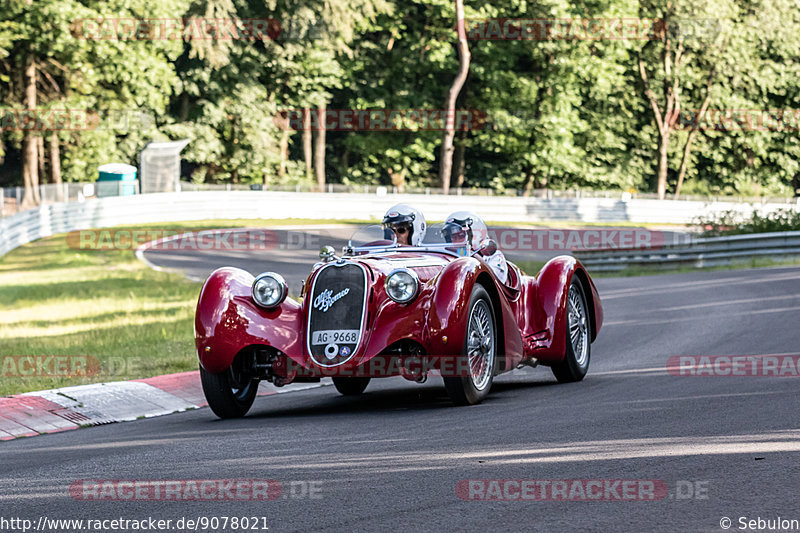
442, 211, 508, 284
382, 204, 427, 246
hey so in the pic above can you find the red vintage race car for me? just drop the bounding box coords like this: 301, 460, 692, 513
195, 224, 603, 418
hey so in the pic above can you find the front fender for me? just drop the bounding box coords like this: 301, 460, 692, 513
535, 256, 603, 363
195, 267, 303, 374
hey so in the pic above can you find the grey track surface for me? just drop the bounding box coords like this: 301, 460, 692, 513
2, 250, 799, 531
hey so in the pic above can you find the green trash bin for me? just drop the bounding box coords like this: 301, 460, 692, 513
96, 163, 138, 198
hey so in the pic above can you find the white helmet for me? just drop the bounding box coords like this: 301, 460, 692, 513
442, 211, 488, 251
382, 204, 427, 245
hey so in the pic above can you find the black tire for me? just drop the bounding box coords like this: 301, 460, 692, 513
200, 359, 258, 419
444, 284, 498, 405
332, 377, 371, 395
551, 278, 591, 383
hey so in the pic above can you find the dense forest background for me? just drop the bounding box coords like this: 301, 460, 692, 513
1, 0, 799, 201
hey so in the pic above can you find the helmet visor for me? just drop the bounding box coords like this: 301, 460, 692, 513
441, 221, 469, 245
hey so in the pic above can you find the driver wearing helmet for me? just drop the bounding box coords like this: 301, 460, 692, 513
442, 211, 508, 284
382, 204, 427, 246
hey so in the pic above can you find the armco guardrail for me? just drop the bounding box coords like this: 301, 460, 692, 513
575, 231, 800, 271
1, 190, 799, 259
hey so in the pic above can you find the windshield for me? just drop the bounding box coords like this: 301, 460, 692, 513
345, 224, 396, 255
423, 222, 469, 246
343, 223, 470, 256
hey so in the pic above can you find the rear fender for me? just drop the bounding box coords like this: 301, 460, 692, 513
535, 256, 602, 363
195, 267, 304, 374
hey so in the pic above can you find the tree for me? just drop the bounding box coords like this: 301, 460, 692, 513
438, 0, 470, 193
637, 0, 732, 199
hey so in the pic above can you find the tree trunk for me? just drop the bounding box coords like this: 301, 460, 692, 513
277, 114, 290, 181
49, 133, 61, 185
21, 49, 40, 208
675, 89, 712, 200
453, 135, 466, 188
49, 133, 62, 201
37, 136, 46, 185
438, 0, 470, 194
303, 107, 313, 180
638, 32, 683, 201
314, 106, 326, 190
388, 167, 407, 193
521, 165, 534, 197
656, 131, 670, 200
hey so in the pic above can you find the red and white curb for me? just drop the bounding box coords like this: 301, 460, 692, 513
0, 372, 330, 441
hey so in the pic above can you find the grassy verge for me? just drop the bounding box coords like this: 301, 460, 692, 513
0, 218, 367, 396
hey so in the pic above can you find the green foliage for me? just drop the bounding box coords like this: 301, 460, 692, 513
696, 207, 800, 236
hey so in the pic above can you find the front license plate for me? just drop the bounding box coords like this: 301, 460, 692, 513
311, 329, 360, 345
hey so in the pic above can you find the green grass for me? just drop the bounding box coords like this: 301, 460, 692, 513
0, 218, 368, 396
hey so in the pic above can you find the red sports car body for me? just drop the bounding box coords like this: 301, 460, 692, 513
195, 225, 603, 418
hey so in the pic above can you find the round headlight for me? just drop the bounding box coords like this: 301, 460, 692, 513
385, 269, 419, 304
252, 272, 288, 309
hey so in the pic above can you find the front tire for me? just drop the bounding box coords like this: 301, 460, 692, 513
444, 285, 497, 405
200, 357, 258, 419
551, 278, 591, 383
332, 377, 371, 395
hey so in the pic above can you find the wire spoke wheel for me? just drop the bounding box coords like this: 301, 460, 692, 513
567, 284, 589, 367
552, 278, 592, 383
467, 299, 495, 391
444, 285, 497, 405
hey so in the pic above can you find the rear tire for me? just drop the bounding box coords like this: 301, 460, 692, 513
551, 278, 591, 383
332, 377, 371, 395
200, 357, 258, 419
444, 285, 497, 405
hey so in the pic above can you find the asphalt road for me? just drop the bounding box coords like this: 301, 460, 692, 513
2, 255, 799, 532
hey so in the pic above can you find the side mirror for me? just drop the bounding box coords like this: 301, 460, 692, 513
476, 238, 497, 257
319, 245, 336, 262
